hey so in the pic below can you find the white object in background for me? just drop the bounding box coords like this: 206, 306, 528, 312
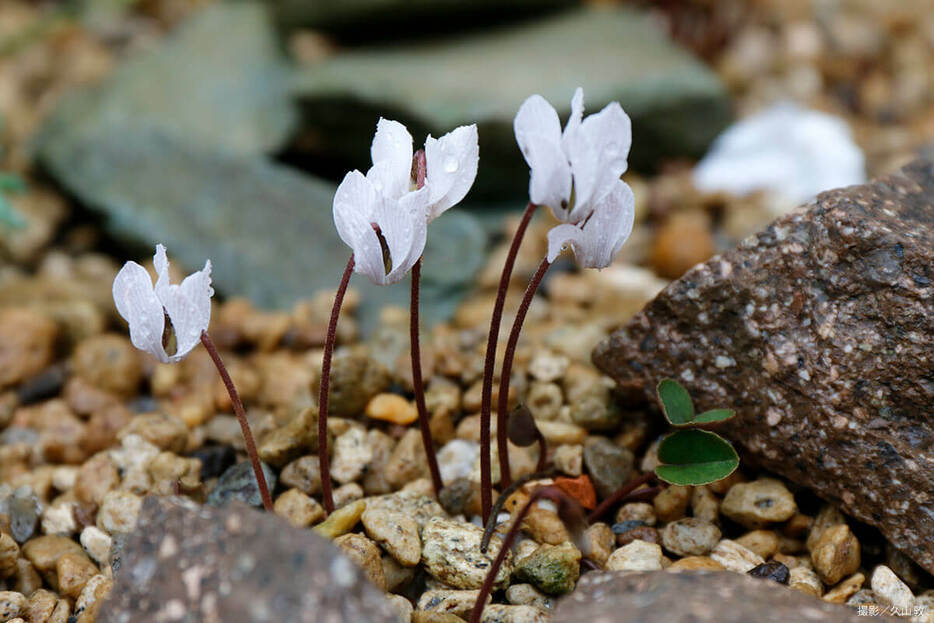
693, 102, 865, 205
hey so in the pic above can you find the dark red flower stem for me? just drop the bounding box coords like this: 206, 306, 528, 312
480, 468, 556, 553
410, 258, 443, 496
479, 202, 538, 523
496, 257, 551, 490
586, 472, 655, 524
201, 330, 273, 512
318, 253, 355, 515
470, 486, 568, 623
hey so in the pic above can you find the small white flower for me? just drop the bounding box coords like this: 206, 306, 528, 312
333, 118, 479, 285
546, 179, 635, 269
514, 87, 632, 224
112, 244, 213, 363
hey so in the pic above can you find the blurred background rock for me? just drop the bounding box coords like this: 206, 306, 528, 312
1, 0, 932, 329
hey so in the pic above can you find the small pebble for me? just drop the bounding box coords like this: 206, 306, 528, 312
616, 502, 656, 527
653, 485, 692, 522
41, 503, 77, 536
55, 551, 98, 599
513, 542, 581, 595
721, 478, 797, 528
96, 490, 143, 534
810, 523, 860, 585
333, 533, 386, 591
8, 486, 40, 543
583, 523, 615, 567
79, 526, 112, 567
506, 583, 554, 610
362, 508, 421, 567
690, 485, 719, 523
417, 589, 482, 618
279, 455, 322, 495
789, 566, 823, 597
747, 560, 790, 584
582, 438, 634, 499
667, 556, 725, 572
421, 517, 511, 589
615, 525, 659, 547
480, 604, 548, 623
822, 572, 865, 604
871, 564, 914, 612
330, 426, 374, 484
553, 444, 582, 477
605, 540, 663, 572
528, 351, 569, 383
206, 461, 277, 508
274, 488, 324, 528
386, 594, 413, 621
660, 518, 721, 557
74, 574, 113, 623
710, 539, 764, 573
21, 536, 85, 576
0, 534, 20, 578
526, 383, 563, 421
437, 439, 480, 485
366, 393, 417, 425
313, 499, 366, 539
735, 530, 779, 559
0, 591, 27, 620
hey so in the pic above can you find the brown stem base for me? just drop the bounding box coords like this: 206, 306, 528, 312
201, 331, 273, 512
318, 253, 355, 515
479, 202, 538, 523
411, 258, 443, 496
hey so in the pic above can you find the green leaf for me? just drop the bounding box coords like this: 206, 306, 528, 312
656, 378, 694, 426
693, 409, 736, 424
655, 429, 739, 486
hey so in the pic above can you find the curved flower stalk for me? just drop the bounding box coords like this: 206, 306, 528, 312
482, 90, 635, 512
321, 118, 478, 512
112, 244, 273, 512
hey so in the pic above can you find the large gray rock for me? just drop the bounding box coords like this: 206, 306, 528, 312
98, 496, 400, 623
37, 124, 485, 329
273, 0, 574, 32
296, 6, 730, 199
36, 2, 296, 158
593, 159, 934, 573
552, 571, 898, 623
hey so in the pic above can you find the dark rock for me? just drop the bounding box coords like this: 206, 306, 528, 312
296, 7, 730, 199
37, 2, 296, 159
189, 445, 237, 481
552, 571, 899, 623
16, 365, 66, 405
206, 461, 277, 508
611, 520, 647, 534
593, 159, 934, 574
273, 0, 573, 34
7, 486, 40, 543
747, 561, 790, 585
582, 438, 634, 499
97, 496, 399, 623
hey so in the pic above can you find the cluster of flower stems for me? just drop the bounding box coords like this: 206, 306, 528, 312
198, 154, 656, 619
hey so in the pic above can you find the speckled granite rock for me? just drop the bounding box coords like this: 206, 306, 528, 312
552, 571, 899, 623
593, 159, 934, 573
97, 496, 399, 623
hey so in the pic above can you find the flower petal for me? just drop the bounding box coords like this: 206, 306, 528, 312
514, 94, 572, 216
112, 259, 169, 363
333, 170, 387, 283
379, 186, 428, 285
424, 124, 479, 220
370, 118, 413, 199
160, 260, 213, 362
561, 87, 584, 153
546, 180, 634, 269
565, 101, 632, 222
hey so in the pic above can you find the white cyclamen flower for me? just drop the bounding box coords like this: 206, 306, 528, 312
333, 118, 479, 285
514, 87, 632, 224
546, 179, 635, 269
112, 244, 213, 363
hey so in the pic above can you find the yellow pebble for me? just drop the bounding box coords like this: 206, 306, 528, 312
365, 394, 418, 425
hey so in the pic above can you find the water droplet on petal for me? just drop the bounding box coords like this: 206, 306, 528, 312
444, 157, 458, 173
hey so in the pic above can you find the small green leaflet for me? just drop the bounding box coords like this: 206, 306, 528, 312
655, 429, 739, 486
656, 378, 694, 426
693, 408, 736, 424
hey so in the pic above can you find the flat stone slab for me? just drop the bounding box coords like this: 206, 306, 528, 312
593, 159, 934, 573
552, 571, 899, 623
98, 496, 399, 623
296, 6, 730, 198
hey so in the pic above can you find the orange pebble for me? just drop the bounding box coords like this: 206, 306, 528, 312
554, 475, 597, 510
365, 393, 418, 425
